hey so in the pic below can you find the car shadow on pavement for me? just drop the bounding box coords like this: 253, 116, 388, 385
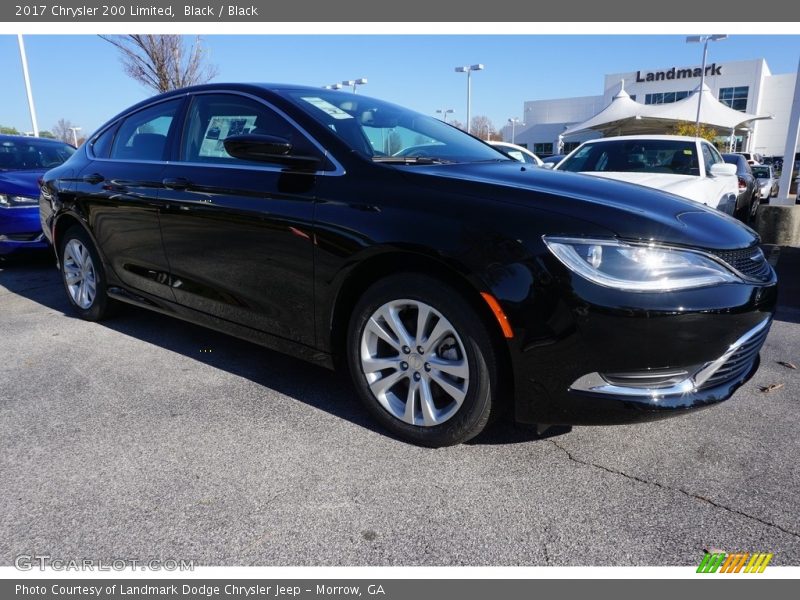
0, 257, 545, 446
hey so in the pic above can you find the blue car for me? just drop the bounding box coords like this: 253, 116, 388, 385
1, 134, 75, 256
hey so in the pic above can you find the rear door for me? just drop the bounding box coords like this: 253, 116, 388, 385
74, 98, 184, 300
157, 92, 323, 345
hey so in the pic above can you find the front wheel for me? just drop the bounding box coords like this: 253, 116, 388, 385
347, 274, 499, 447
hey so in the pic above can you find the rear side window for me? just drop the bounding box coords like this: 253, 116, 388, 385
110, 99, 182, 161
90, 124, 117, 159
180, 93, 320, 167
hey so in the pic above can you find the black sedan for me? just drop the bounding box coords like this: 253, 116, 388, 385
722, 153, 760, 223
40, 84, 777, 446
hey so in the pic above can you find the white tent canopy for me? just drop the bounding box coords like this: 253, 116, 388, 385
562, 81, 771, 138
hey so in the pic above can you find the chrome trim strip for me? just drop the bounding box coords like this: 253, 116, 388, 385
86, 89, 345, 177
569, 317, 771, 398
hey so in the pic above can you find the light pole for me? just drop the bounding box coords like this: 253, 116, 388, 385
17, 34, 39, 137
508, 117, 522, 144
686, 34, 727, 136
436, 108, 454, 123
455, 64, 484, 135
68, 127, 82, 147
342, 78, 368, 93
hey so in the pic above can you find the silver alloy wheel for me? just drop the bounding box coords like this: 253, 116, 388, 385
360, 299, 470, 427
62, 239, 97, 310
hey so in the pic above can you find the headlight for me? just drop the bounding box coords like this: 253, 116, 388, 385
0, 194, 39, 207
543, 237, 740, 292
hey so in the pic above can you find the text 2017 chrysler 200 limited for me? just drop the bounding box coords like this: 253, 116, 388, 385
40, 84, 777, 446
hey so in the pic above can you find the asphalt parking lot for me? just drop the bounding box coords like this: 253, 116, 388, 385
1, 249, 799, 567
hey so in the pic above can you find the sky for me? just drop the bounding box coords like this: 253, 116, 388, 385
1, 34, 798, 139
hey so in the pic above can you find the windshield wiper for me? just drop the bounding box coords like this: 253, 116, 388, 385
371, 156, 452, 165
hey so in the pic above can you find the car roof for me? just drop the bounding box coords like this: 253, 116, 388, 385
0, 134, 71, 145
579, 134, 701, 143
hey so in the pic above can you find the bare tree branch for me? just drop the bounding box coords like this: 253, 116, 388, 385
99, 35, 218, 93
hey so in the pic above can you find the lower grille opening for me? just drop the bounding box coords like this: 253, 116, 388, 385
601, 369, 690, 390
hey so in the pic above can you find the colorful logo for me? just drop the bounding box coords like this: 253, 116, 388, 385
697, 552, 773, 573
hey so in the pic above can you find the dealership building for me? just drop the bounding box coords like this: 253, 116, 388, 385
511, 58, 798, 157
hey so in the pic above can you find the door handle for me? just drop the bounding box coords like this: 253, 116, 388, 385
81, 173, 104, 184
162, 177, 190, 190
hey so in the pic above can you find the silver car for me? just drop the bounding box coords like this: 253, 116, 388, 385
751, 165, 778, 200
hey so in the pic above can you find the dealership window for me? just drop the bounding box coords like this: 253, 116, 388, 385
563, 142, 581, 153
534, 143, 554, 156
718, 86, 749, 112
644, 91, 690, 105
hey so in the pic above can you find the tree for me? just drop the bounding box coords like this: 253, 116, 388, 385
99, 35, 218, 93
38, 130, 56, 139
449, 119, 466, 131
470, 115, 497, 140
52, 119, 76, 144
0, 125, 19, 135
668, 120, 719, 144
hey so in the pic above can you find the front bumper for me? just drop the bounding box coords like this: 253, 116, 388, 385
510, 267, 778, 426
1, 206, 49, 255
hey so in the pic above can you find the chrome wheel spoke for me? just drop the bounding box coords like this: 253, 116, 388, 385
368, 369, 406, 398
62, 239, 96, 310
430, 371, 467, 406
365, 317, 403, 352
418, 378, 438, 426
423, 318, 451, 353
376, 304, 414, 349
428, 356, 469, 378
362, 356, 402, 374
404, 380, 419, 423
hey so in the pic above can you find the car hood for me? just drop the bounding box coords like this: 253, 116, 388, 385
402, 161, 757, 251
0, 169, 44, 197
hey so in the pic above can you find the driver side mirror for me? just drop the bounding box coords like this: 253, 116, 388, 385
223, 134, 320, 168
709, 163, 737, 177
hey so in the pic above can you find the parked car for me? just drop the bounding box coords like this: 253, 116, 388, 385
489, 141, 543, 166
0, 134, 74, 256
40, 84, 777, 446
735, 152, 762, 166
555, 135, 739, 217
751, 164, 778, 200
541, 154, 566, 167
722, 153, 760, 222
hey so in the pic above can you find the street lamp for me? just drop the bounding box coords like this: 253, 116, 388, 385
686, 34, 727, 136
454, 64, 484, 134
508, 117, 523, 144
68, 126, 81, 147
342, 78, 368, 93
436, 108, 454, 123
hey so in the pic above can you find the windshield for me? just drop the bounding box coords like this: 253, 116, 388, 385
285, 90, 510, 164
751, 166, 771, 178
558, 139, 700, 176
0, 138, 75, 171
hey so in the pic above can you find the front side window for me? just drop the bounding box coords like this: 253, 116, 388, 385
180, 94, 321, 167
286, 89, 508, 164
110, 99, 182, 161
559, 139, 700, 176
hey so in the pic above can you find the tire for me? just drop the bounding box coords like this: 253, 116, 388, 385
58, 225, 116, 321
346, 274, 498, 447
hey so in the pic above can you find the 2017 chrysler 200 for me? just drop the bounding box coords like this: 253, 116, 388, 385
40, 84, 777, 446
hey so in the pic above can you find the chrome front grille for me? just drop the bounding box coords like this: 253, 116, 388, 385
708, 246, 773, 283
695, 318, 771, 389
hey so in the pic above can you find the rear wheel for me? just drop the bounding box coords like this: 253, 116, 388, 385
347, 274, 499, 447
59, 225, 116, 321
